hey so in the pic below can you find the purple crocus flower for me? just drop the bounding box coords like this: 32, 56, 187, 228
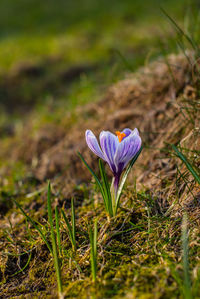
85, 128, 142, 195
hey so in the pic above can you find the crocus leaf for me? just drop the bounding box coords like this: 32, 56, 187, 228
77, 151, 106, 201
115, 146, 143, 213
99, 159, 113, 216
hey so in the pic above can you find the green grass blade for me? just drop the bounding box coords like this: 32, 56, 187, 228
11, 250, 32, 277
93, 220, 97, 259
112, 48, 134, 72
99, 159, 113, 216
172, 145, 200, 185
47, 182, 63, 297
13, 199, 52, 254
61, 208, 76, 251
181, 213, 192, 299
55, 206, 62, 257
89, 220, 97, 282
161, 7, 198, 51
77, 152, 105, 199
115, 146, 143, 213
71, 198, 76, 246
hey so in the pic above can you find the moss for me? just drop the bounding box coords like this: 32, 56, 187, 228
0, 170, 199, 298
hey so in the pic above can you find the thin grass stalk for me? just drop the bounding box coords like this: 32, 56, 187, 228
71, 198, 76, 249
172, 145, 200, 185
112, 48, 134, 71
161, 7, 198, 51
181, 213, 192, 299
61, 208, 76, 252
89, 220, 97, 282
11, 250, 32, 277
55, 206, 62, 257
47, 182, 63, 298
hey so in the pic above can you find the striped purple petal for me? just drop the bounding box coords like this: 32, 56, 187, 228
85, 130, 105, 161
122, 128, 132, 137
100, 131, 118, 174
122, 128, 139, 139
131, 128, 140, 136
114, 131, 141, 175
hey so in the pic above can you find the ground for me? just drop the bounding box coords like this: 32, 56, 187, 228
0, 1, 200, 298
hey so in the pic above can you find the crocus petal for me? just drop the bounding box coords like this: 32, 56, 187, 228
122, 128, 132, 137
85, 130, 105, 161
100, 131, 118, 174
122, 128, 139, 139
131, 128, 140, 136
114, 132, 141, 175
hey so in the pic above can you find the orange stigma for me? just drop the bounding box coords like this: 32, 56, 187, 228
116, 131, 126, 143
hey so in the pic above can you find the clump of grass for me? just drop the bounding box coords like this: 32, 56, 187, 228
13, 199, 52, 254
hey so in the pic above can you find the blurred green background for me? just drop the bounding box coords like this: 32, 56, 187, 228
0, 0, 198, 132
0, 0, 195, 69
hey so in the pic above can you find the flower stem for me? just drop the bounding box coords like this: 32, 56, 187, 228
111, 175, 120, 216
110, 178, 115, 214
114, 175, 120, 197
